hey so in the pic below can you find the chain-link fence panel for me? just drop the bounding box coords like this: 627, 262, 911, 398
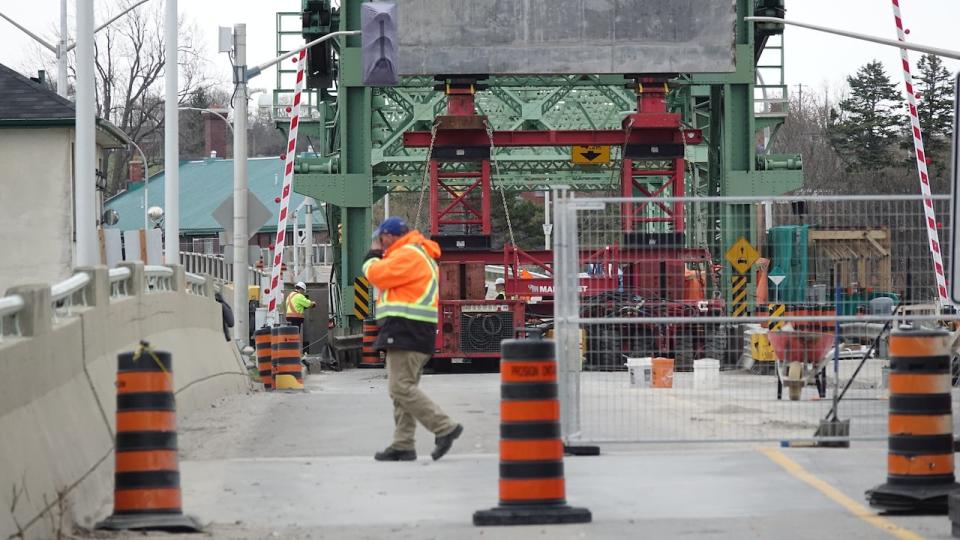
553, 193, 959, 444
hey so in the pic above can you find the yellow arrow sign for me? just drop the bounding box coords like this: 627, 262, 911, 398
725, 237, 759, 275
571, 145, 610, 165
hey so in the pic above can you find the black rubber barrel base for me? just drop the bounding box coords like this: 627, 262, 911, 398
473, 505, 591, 526
867, 482, 960, 514
357, 364, 385, 369
95, 513, 202, 532
948, 491, 960, 536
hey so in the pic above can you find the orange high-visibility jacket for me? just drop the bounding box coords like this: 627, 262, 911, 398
362, 230, 441, 324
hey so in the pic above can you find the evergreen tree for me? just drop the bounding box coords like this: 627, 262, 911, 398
491, 193, 546, 250
910, 54, 955, 177
829, 60, 904, 171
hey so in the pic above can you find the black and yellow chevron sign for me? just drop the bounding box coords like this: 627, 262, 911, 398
731, 275, 748, 317
767, 303, 786, 331
353, 276, 371, 319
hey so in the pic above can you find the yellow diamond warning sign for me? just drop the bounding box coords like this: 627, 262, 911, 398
725, 237, 759, 275
571, 145, 610, 165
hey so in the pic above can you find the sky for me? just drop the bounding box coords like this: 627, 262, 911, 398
0, 0, 957, 101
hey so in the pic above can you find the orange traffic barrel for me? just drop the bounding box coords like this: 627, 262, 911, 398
867, 326, 959, 513
272, 325, 304, 390
96, 344, 200, 532
473, 335, 591, 526
360, 319, 384, 368
255, 326, 274, 390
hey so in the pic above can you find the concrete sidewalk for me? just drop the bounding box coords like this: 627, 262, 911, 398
84, 370, 956, 539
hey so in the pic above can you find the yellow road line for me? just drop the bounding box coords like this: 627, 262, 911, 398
758, 448, 924, 540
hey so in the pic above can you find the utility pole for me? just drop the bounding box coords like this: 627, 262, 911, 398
163, 0, 179, 264
74, 0, 96, 266
232, 23, 250, 346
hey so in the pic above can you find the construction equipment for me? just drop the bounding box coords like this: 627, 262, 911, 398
285, 0, 804, 366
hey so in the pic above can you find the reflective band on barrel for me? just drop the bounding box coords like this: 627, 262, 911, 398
117, 411, 176, 432
501, 361, 558, 383
116, 372, 173, 394
116, 450, 178, 473
499, 440, 565, 462
887, 454, 955, 476
114, 488, 182, 512
118, 353, 172, 373
889, 414, 952, 436
888, 434, 954, 455
889, 337, 950, 357
501, 400, 560, 423
499, 478, 565, 504
889, 373, 951, 394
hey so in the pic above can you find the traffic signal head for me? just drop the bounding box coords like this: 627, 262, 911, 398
361, 2, 399, 86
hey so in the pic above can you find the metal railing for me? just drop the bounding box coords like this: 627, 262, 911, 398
144, 265, 174, 292
180, 251, 269, 287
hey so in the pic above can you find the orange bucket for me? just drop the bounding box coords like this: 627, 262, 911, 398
652, 357, 674, 388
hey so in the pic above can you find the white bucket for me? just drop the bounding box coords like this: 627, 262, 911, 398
693, 358, 721, 390
625, 357, 653, 388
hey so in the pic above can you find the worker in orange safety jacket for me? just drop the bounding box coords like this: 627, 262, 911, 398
362, 217, 463, 462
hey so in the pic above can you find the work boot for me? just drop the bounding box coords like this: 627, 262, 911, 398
374, 447, 416, 462
431, 424, 464, 461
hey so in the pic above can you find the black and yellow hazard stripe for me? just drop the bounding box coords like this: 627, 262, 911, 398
768, 303, 786, 331
353, 276, 371, 319
731, 275, 748, 317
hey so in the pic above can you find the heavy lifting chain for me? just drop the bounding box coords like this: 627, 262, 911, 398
483, 117, 516, 248
413, 119, 440, 232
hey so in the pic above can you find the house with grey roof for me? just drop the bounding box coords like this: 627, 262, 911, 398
0, 63, 126, 291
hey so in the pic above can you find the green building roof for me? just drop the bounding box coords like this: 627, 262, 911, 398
106, 157, 326, 235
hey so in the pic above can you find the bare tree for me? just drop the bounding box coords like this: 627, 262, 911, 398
25, 0, 222, 196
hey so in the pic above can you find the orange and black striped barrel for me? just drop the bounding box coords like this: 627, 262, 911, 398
360, 319, 384, 368
272, 325, 304, 388
474, 336, 590, 526
255, 327, 274, 390
868, 326, 959, 512
96, 348, 199, 531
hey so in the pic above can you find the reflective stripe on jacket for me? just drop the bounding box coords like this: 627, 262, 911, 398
286, 291, 310, 317
362, 230, 441, 324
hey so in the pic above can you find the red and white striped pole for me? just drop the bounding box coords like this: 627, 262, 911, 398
891, 0, 949, 307
267, 48, 307, 323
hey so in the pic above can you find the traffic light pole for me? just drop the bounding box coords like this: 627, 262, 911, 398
228, 27, 358, 348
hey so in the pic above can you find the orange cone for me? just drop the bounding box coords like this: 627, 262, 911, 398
474, 336, 590, 525
255, 326, 274, 390
96, 343, 200, 532
360, 319, 384, 368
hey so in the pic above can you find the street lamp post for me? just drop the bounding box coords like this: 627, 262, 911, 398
0, 0, 151, 98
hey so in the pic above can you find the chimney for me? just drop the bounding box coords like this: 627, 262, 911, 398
204, 107, 229, 159
129, 160, 144, 183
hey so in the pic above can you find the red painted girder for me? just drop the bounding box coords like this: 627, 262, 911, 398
404, 128, 702, 148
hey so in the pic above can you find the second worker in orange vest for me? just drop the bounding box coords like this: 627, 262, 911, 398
363, 217, 463, 462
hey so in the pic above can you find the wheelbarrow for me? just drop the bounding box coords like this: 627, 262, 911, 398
767, 331, 835, 401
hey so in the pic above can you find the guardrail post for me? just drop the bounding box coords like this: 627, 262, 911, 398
168, 264, 186, 292
77, 265, 110, 307
5, 284, 52, 337
119, 261, 145, 296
